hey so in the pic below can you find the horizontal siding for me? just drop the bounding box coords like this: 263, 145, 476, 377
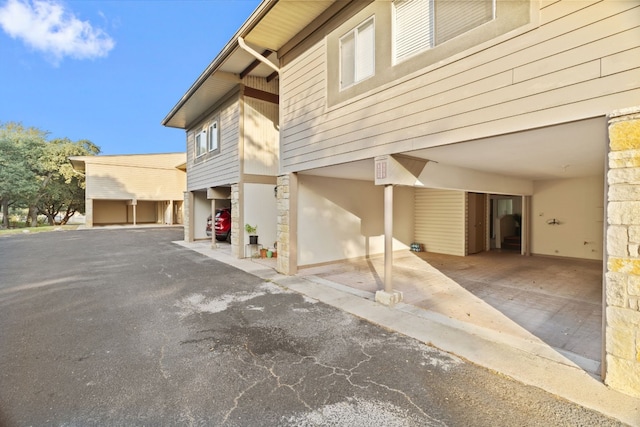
87, 163, 185, 200
414, 188, 465, 256
84, 153, 185, 201
281, 40, 327, 124
187, 100, 240, 190
280, 0, 640, 172
282, 4, 637, 148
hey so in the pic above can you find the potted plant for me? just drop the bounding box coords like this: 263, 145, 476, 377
245, 224, 258, 244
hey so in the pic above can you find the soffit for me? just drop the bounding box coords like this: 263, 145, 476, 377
68, 157, 86, 172
244, 0, 337, 51
162, 0, 338, 130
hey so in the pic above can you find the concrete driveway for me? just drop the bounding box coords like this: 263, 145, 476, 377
0, 228, 628, 426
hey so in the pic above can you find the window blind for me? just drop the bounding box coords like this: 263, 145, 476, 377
435, 0, 494, 45
340, 32, 355, 88
394, 0, 432, 63
355, 19, 375, 81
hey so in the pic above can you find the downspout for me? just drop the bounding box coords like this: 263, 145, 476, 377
237, 37, 280, 74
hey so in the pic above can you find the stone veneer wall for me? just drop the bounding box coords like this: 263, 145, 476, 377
85, 199, 93, 227
606, 106, 640, 398
276, 174, 292, 275
183, 192, 190, 242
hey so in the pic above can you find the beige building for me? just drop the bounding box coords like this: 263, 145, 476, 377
164, 0, 640, 398
69, 153, 186, 227
163, 35, 280, 255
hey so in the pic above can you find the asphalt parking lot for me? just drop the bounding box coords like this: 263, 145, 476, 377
0, 227, 627, 426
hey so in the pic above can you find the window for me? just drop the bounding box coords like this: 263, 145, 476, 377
497, 199, 513, 216
340, 17, 375, 89
208, 121, 218, 152
195, 130, 207, 157
394, 0, 494, 63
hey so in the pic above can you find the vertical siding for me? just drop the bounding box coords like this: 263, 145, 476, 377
243, 75, 279, 95
187, 98, 240, 190
414, 188, 465, 256
243, 97, 279, 176
280, 1, 640, 172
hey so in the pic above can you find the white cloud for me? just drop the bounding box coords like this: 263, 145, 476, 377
0, 0, 114, 63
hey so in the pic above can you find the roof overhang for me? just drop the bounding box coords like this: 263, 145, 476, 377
68, 156, 86, 172
162, 0, 343, 130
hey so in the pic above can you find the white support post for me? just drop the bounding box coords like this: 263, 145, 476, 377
384, 184, 393, 292
375, 184, 403, 305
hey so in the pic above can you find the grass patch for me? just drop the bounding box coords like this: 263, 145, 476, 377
0, 225, 79, 237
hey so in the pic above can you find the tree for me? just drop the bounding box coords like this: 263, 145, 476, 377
0, 123, 47, 227
36, 138, 100, 225
0, 122, 100, 227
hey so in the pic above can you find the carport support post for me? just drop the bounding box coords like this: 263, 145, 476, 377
375, 184, 403, 306
384, 184, 393, 292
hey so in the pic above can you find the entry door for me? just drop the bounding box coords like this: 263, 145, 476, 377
467, 193, 486, 254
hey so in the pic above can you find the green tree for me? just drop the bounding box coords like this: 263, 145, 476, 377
0, 122, 47, 227
36, 138, 100, 225
0, 122, 100, 227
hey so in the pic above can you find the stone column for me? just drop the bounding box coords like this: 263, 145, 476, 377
85, 198, 93, 227
184, 191, 193, 242
605, 106, 640, 398
277, 173, 297, 275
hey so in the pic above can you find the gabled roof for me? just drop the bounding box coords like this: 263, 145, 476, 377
161, 0, 344, 130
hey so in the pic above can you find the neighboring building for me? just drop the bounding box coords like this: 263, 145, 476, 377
69, 153, 186, 227
164, 0, 640, 398
162, 15, 281, 255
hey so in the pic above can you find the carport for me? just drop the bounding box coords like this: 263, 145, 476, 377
293, 116, 607, 374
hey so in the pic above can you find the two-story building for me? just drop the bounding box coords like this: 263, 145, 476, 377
164, 0, 640, 398
162, 18, 281, 256
69, 153, 186, 227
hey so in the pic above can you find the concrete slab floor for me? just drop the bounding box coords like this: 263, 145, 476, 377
178, 241, 640, 425
298, 250, 603, 373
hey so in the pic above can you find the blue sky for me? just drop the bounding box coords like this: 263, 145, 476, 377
0, 0, 261, 155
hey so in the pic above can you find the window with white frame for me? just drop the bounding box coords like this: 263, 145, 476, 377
340, 17, 375, 90
195, 129, 207, 157
394, 0, 495, 63
208, 121, 219, 152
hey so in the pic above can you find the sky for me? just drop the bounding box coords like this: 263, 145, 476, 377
0, 0, 262, 155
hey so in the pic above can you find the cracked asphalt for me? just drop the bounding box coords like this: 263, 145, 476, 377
0, 228, 626, 426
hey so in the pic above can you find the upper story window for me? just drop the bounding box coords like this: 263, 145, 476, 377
195, 130, 207, 157
394, 0, 495, 63
208, 121, 219, 152
194, 118, 220, 159
340, 17, 375, 90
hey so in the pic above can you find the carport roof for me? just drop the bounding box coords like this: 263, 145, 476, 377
161, 0, 343, 130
